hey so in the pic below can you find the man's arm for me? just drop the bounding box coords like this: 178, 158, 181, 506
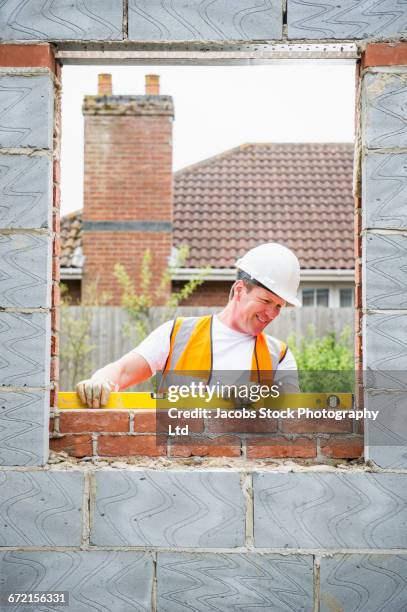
76, 351, 152, 408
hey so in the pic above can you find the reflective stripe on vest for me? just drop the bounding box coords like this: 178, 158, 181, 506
163, 315, 287, 385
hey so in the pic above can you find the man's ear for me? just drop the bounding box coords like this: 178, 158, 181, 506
234, 280, 244, 300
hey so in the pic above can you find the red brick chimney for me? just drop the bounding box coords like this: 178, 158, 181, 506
82, 74, 174, 304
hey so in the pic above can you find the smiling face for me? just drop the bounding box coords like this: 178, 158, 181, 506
232, 280, 286, 335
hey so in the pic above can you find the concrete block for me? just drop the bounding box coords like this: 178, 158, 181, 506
288, 0, 407, 39
363, 153, 407, 230
0, 154, 52, 229
0, 311, 50, 387
0, 0, 123, 41
364, 233, 407, 309
0, 551, 153, 611
254, 472, 407, 549
365, 390, 407, 469
128, 0, 282, 41
363, 313, 407, 389
157, 552, 313, 612
91, 470, 245, 547
0, 471, 83, 545
0, 389, 49, 466
363, 71, 407, 149
0, 75, 53, 149
320, 554, 407, 612
0, 233, 51, 308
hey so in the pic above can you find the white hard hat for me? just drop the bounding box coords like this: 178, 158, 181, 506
235, 243, 301, 307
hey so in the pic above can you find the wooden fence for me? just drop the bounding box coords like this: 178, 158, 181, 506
60, 306, 353, 390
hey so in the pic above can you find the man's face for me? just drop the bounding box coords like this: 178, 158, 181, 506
234, 282, 286, 335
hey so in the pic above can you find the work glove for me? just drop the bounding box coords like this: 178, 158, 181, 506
76, 379, 119, 409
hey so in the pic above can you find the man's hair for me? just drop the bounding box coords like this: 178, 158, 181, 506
229, 270, 258, 301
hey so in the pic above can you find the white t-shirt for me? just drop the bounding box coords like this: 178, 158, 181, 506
132, 315, 299, 389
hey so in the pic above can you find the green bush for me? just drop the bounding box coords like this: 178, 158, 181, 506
287, 326, 354, 392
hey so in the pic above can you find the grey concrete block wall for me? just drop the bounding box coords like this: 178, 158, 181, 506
0, 551, 153, 612
157, 552, 313, 612
0, 0, 123, 41
364, 390, 407, 468
0, 233, 51, 308
91, 470, 245, 547
253, 472, 407, 549
362, 66, 407, 469
320, 554, 407, 612
0, 470, 84, 546
363, 70, 407, 150
0, 73, 53, 149
0, 69, 54, 466
0, 311, 51, 387
128, 0, 283, 42
363, 152, 407, 230
288, 0, 407, 40
0, 390, 49, 466
363, 233, 407, 310
0, 154, 52, 229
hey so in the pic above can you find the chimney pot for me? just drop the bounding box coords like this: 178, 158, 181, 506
145, 74, 160, 96
98, 73, 112, 96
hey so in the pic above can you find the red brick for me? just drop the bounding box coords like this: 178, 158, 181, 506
53, 237, 61, 257
320, 437, 363, 459
50, 356, 59, 381
134, 411, 204, 433
362, 43, 407, 69
51, 306, 60, 332
355, 262, 362, 286
52, 283, 60, 307
98, 435, 166, 456
206, 415, 277, 434
355, 333, 362, 361
0, 44, 57, 72
171, 436, 241, 457
50, 434, 92, 457
59, 410, 130, 433
49, 416, 54, 433
354, 233, 362, 258
53, 160, 61, 184
51, 333, 59, 356
247, 437, 316, 458
53, 212, 60, 233
355, 309, 362, 334
281, 417, 352, 434
53, 184, 61, 208
50, 385, 58, 408
355, 284, 362, 310
82, 110, 173, 305
53, 256, 60, 282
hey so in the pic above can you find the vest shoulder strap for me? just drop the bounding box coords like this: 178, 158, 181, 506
165, 316, 210, 372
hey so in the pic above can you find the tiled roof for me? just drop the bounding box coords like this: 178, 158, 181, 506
60, 210, 83, 268
60, 142, 354, 271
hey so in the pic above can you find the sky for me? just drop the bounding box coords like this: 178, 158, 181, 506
60, 63, 356, 216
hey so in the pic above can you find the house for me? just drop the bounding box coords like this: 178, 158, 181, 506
60, 75, 355, 307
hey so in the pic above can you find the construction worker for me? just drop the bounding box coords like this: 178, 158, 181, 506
76, 243, 301, 408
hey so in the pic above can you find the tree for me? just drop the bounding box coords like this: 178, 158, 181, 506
114, 245, 209, 346
59, 282, 111, 390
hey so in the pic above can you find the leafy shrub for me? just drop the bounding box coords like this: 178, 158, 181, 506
287, 326, 354, 392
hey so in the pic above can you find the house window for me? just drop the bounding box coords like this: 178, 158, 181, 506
302, 288, 329, 307
339, 287, 354, 307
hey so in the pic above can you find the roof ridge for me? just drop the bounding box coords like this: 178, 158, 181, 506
61, 209, 83, 220
174, 142, 354, 177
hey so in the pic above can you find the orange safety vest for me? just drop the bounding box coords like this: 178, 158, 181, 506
160, 314, 287, 386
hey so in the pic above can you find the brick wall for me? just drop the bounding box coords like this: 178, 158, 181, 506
173, 280, 231, 306
82, 77, 174, 305
50, 409, 363, 461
